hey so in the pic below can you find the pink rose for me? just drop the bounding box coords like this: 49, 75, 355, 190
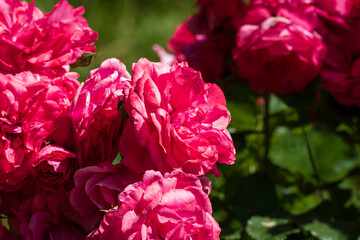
190, 0, 245, 34
21, 79, 72, 152
320, 21, 360, 106
70, 58, 131, 167
169, 18, 235, 82
18, 190, 87, 240
0, 72, 74, 187
69, 163, 142, 218
315, 0, 360, 106
120, 58, 235, 176
233, 1, 326, 93
46, 72, 80, 102
0, 72, 40, 187
31, 144, 76, 189
196, 0, 242, 19
88, 170, 220, 240
168, 0, 243, 83
315, 0, 360, 20
0, 0, 97, 76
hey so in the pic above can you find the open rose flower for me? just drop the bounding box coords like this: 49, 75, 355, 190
69, 163, 142, 218
120, 58, 235, 176
0, 0, 97, 76
70, 58, 131, 167
0, 72, 74, 187
232, 1, 326, 93
88, 170, 221, 240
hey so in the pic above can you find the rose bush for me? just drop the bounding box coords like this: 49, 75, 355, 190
0, 0, 241, 239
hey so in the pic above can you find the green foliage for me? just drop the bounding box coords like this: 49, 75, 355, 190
246, 216, 300, 240
214, 80, 360, 239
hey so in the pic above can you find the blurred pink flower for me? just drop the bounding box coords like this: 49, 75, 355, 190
169, 18, 235, 83
233, 0, 326, 93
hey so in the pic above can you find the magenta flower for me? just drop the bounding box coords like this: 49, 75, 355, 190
0, 0, 97, 76
69, 163, 142, 219
119, 58, 235, 176
70, 58, 131, 167
0, 71, 75, 187
31, 144, 76, 189
88, 170, 221, 240
233, 0, 326, 93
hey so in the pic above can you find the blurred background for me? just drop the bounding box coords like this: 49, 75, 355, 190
30, 0, 195, 80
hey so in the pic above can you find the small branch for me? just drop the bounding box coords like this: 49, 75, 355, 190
301, 126, 324, 199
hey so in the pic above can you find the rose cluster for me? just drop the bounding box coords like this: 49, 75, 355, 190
169, 0, 360, 106
0, 0, 236, 239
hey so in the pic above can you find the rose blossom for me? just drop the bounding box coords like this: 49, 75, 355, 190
88, 170, 221, 240
0, 0, 97, 76
169, 18, 235, 83
0, 72, 74, 187
319, 13, 360, 106
18, 190, 87, 240
232, 0, 326, 93
315, 0, 360, 21
69, 163, 142, 218
31, 144, 76, 189
119, 58, 235, 176
70, 58, 131, 167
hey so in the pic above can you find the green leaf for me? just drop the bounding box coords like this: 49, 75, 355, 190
0, 215, 9, 230
303, 220, 358, 240
338, 176, 360, 209
224, 81, 259, 132
277, 185, 324, 215
112, 153, 122, 165
270, 125, 360, 183
269, 94, 288, 115
227, 101, 257, 132
246, 216, 300, 240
